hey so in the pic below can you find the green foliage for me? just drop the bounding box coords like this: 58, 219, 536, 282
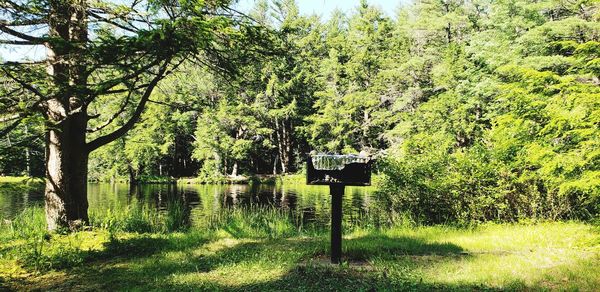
0, 118, 45, 177
379, 0, 600, 224
7, 0, 598, 225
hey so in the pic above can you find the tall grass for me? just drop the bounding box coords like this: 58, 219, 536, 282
197, 204, 406, 239
1, 205, 47, 239
89, 203, 159, 234
89, 198, 191, 234
164, 198, 191, 232
200, 206, 311, 238
0, 205, 55, 271
0, 200, 193, 272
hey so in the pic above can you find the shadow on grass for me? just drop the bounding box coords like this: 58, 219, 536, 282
344, 234, 464, 260
10, 233, 213, 273
181, 265, 510, 291
92, 232, 213, 262
8, 232, 486, 291
0, 276, 8, 291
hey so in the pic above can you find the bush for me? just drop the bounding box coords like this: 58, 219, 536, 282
376, 146, 600, 225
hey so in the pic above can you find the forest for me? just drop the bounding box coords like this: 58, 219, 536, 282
3, 0, 598, 223
0, 0, 599, 290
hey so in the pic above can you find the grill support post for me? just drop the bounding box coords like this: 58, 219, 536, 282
330, 184, 344, 264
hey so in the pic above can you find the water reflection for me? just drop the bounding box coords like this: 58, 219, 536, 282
0, 183, 375, 227
0, 184, 44, 219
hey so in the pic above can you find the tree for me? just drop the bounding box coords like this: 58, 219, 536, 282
0, 0, 267, 230
307, 1, 395, 153
192, 100, 272, 177
256, 0, 324, 173
379, 0, 600, 223
0, 116, 45, 176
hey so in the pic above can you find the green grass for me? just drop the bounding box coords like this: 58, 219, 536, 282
0, 177, 29, 183
178, 175, 278, 185
0, 176, 44, 184
0, 176, 44, 192
1, 207, 599, 291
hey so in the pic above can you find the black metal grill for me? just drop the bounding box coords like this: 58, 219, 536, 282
306, 154, 372, 186
306, 153, 373, 264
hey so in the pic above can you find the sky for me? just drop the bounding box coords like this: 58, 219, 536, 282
236, 0, 410, 19
0, 0, 411, 62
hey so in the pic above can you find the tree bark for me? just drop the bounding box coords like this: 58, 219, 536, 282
281, 120, 293, 173
275, 118, 293, 173
24, 125, 30, 176
231, 161, 238, 177
45, 113, 90, 231
128, 163, 137, 186
274, 118, 286, 173
44, 0, 90, 231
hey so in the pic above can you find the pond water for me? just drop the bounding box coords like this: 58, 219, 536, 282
0, 183, 380, 227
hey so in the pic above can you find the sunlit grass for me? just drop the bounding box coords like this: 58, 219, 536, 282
0, 177, 44, 195
366, 223, 600, 290
1, 207, 598, 291
0, 176, 43, 184
0, 177, 28, 183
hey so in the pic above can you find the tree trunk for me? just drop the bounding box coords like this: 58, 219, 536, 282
231, 162, 238, 177
44, 0, 90, 231
44, 113, 89, 231
128, 163, 137, 186
274, 118, 286, 173
281, 120, 293, 173
275, 118, 293, 173
24, 125, 30, 176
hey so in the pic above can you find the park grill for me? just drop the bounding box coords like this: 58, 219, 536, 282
306, 153, 373, 264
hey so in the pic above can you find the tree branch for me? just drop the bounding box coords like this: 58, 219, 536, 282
86, 60, 171, 152
87, 88, 134, 133
0, 113, 21, 123
87, 57, 161, 100
0, 23, 45, 43
0, 67, 48, 101
87, 11, 139, 33
0, 118, 22, 138
1, 68, 48, 100
101, 82, 150, 95
1, 18, 46, 26
148, 98, 199, 112
0, 39, 39, 45
1, 0, 46, 15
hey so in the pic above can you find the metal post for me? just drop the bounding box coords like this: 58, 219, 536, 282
330, 184, 344, 264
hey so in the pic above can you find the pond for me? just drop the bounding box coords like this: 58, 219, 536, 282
0, 182, 382, 228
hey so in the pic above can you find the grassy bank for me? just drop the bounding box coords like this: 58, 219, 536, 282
1, 207, 599, 291
88, 174, 295, 185
0, 176, 43, 184
0, 177, 29, 183
88, 176, 177, 184
0, 177, 44, 193
178, 174, 302, 185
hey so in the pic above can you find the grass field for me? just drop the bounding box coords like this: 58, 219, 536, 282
1, 206, 598, 291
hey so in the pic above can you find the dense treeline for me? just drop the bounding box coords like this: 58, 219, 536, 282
375, 0, 600, 223
1, 0, 598, 222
